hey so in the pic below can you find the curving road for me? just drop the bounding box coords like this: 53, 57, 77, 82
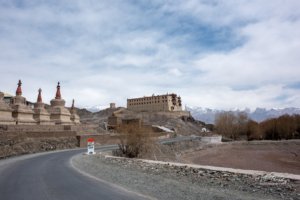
0, 146, 149, 200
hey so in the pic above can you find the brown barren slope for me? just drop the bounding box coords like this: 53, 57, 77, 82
182, 140, 300, 174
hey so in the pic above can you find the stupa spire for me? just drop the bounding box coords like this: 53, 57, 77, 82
37, 88, 42, 103
55, 82, 61, 99
16, 80, 22, 96
50, 81, 74, 125
33, 88, 53, 125
71, 99, 75, 109
11, 80, 36, 124
70, 98, 80, 124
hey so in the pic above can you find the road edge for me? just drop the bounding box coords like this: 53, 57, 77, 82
69, 153, 156, 200
105, 155, 300, 181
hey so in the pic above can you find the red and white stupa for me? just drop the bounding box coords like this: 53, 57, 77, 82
49, 82, 73, 125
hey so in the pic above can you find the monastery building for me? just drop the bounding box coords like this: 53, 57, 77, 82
127, 93, 182, 112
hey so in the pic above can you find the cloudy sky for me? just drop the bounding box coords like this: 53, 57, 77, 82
0, 0, 299, 110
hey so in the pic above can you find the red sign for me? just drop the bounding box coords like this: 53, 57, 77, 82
87, 138, 94, 143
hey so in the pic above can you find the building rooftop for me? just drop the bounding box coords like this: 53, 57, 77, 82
128, 93, 178, 100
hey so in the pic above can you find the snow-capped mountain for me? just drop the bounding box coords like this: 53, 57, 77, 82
84, 105, 109, 112
186, 106, 300, 124
250, 107, 300, 122
185, 107, 222, 124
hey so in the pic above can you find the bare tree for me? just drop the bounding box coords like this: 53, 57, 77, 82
215, 112, 250, 140
260, 114, 299, 140
246, 120, 261, 140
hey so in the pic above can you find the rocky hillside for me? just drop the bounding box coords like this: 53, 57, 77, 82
77, 107, 213, 136
77, 107, 121, 124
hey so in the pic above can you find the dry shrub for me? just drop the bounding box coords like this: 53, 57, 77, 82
114, 123, 156, 158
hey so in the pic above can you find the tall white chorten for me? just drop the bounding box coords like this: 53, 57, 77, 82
33, 88, 54, 125
49, 82, 72, 125
11, 80, 36, 125
0, 91, 15, 124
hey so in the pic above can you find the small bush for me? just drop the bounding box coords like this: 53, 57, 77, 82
114, 123, 155, 158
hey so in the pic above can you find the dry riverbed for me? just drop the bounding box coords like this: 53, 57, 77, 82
72, 154, 299, 200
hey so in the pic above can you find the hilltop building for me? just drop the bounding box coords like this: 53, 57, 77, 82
110, 103, 116, 109
127, 93, 182, 112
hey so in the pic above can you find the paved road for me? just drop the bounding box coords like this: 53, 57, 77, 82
0, 146, 149, 200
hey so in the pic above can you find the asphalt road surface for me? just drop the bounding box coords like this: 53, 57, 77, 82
0, 146, 150, 200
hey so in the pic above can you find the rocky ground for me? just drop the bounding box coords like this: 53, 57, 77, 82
72, 154, 300, 200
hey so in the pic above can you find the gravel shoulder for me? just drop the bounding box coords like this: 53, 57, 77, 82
71, 153, 299, 200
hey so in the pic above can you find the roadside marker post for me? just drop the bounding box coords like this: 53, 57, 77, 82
87, 138, 95, 155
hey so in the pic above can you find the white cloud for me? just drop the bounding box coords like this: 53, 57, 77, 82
0, 0, 299, 110
192, 18, 300, 90
168, 68, 182, 77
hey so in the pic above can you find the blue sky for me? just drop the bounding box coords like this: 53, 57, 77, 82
0, 0, 300, 110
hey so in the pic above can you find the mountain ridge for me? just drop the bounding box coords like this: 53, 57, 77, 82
185, 106, 300, 124
82, 105, 300, 124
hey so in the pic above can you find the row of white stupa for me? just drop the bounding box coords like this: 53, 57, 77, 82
0, 80, 80, 125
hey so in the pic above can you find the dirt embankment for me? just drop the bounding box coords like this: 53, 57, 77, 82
0, 125, 78, 158
182, 140, 300, 174
0, 136, 78, 159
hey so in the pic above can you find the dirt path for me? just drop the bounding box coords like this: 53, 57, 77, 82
182, 140, 300, 174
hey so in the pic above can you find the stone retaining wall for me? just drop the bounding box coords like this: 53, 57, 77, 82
0, 124, 71, 132
77, 132, 168, 148
0, 124, 100, 133
201, 136, 222, 143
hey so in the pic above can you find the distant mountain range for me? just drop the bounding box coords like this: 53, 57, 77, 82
84, 105, 109, 112
186, 106, 300, 124
84, 105, 300, 124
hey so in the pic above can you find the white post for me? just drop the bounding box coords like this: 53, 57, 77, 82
87, 138, 95, 154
